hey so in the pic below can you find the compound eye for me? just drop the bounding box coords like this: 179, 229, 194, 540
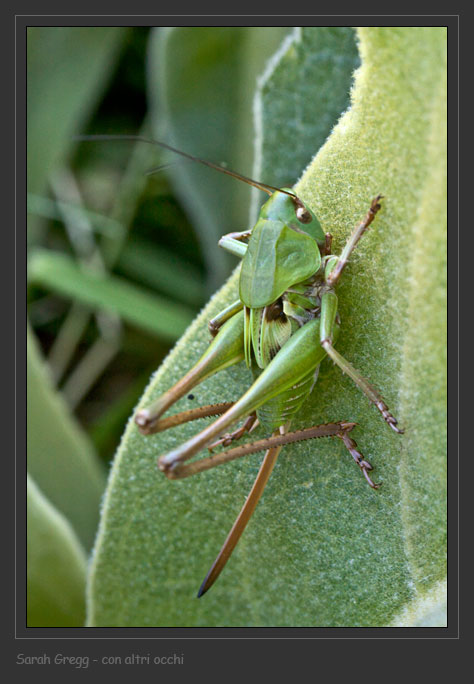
296, 204, 312, 224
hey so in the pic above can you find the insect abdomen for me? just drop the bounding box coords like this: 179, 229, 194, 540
256, 368, 318, 431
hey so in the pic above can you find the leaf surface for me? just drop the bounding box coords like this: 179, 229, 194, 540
88, 27, 446, 627
27, 324, 106, 549
27, 475, 87, 627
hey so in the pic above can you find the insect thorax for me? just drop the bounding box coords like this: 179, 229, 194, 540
248, 272, 325, 364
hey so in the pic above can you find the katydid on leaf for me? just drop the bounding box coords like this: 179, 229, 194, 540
78, 135, 403, 597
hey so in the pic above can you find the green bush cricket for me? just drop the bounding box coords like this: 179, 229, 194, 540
79, 135, 403, 597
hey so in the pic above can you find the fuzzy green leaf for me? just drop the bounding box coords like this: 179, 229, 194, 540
27, 475, 87, 627
87, 27, 446, 626
252, 26, 359, 196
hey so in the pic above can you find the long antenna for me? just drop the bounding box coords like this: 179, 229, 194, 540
75, 134, 298, 199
